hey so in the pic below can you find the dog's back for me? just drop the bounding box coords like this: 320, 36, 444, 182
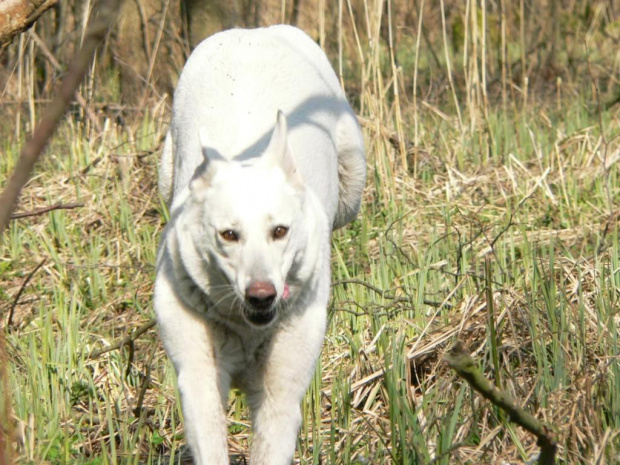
159, 25, 365, 229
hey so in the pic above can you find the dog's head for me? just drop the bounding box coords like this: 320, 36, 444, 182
187, 111, 312, 327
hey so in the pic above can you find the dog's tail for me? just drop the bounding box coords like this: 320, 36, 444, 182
158, 131, 175, 207
333, 112, 367, 230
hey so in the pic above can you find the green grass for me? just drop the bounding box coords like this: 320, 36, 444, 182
2, 99, 619, 464
2, 3, 620, 464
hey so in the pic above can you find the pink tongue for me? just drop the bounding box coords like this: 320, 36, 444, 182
283, 284, 290, 300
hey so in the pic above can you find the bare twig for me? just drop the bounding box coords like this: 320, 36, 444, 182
445, 341, 558, 465
332, 279, 453, 309
6, 258, 47, 328
88, 318, 156, 359
143, 0, 170, 101
332, 278, 388, 297
29, 32, 103, 132
10, 202, 84, 220
0, 0, 122, 237
133, 341, 158, 418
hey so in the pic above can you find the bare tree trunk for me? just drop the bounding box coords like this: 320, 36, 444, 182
0, 0, 58, 48
290, 0, 301, 26
181, 0, 240, 49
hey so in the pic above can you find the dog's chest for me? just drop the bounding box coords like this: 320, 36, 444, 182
213, 324, 273, 381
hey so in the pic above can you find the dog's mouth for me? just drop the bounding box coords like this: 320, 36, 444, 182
243, 306, 277, 326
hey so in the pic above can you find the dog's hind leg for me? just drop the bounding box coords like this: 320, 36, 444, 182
246, 303, 327, 465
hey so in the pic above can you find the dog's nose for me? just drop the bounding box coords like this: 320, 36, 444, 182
245, 281, 277, 310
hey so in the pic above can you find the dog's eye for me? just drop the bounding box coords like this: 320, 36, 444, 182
272, 225, 289, 240
220, 229, 239, 242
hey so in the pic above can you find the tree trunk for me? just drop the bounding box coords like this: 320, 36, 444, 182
0, 0, 58, 48
181, 0, 240, 49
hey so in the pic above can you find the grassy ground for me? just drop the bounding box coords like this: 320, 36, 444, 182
2, 1, 620, 464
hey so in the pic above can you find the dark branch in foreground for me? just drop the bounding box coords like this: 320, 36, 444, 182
445, 341, 557, 465
0, 0, 121, 237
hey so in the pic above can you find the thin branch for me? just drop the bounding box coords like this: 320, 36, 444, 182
0, 0, 122, 237
88, 318, 156, 359
10, 202, 84, 220
30, 31, 103, 132
332, 278, 387, 296
6, 258, 47, 328
332, 279, 453, 309
445, 341, 558, 465
133, 341, 158, 418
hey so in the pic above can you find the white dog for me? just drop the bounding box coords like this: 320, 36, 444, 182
154, 25, 366, 465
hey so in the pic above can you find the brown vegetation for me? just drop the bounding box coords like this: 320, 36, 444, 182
1, 1, 619, 464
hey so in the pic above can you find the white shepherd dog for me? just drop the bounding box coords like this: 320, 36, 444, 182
154, 25, 366, 465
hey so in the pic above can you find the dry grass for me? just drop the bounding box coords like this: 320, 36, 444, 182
1, 1, 620, 464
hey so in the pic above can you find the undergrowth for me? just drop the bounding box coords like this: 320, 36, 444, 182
1, 1, 619, 464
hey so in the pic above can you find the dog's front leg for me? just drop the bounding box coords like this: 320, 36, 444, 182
154, 265, 230, 465
247, 303, 327, 465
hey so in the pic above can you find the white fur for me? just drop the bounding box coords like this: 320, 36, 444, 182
154, 25, 366, 465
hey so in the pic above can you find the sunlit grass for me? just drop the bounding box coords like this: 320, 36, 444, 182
2, 1, 620, 463
3, 93, 619, 465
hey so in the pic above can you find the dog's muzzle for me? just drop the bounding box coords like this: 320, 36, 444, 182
244, 281, 277, 325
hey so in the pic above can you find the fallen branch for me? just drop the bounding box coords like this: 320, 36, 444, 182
445, 341, 557, 465
88, 318, 156, 359
10, 202, 84, 220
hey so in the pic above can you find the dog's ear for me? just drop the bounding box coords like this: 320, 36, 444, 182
190, 127, 227, 195
265, 110, 302, 186
198, 126, 228, 164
